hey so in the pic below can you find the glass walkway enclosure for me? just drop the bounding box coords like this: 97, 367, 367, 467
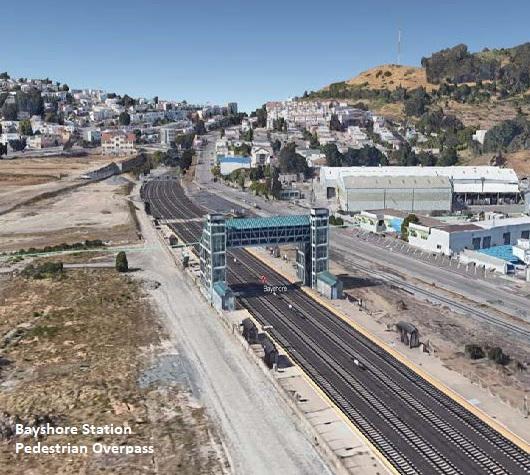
200, 209, 329, 298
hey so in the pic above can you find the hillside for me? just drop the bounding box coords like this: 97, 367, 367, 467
343, 64, 438, 92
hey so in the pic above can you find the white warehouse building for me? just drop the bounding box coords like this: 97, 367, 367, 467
320, 166, 521, 211
408, 216, 530, 256
336, 175, 452, 213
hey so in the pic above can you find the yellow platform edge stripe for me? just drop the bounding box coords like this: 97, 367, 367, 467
242, 309, 399, 475
245, 247, 530, 453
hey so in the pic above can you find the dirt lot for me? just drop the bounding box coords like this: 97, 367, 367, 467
0, 155, 115, 215
0, 265, 227, 474
0, 155, 140, 252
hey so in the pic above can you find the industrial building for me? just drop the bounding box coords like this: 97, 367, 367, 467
336, 175, 452, 213
320, 166, 522, 212
407, 215, 530, 256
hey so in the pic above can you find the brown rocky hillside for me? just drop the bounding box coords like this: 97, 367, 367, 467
343, 64, 438, 92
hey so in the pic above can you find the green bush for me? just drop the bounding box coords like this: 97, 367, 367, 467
464, 344, 484, 360
487, 347, 510, 365
21, 261, 64, 279
115, 251, 129, 273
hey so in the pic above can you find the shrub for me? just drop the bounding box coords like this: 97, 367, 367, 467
487, 347, 510, 365
115, 252, 129, 273
21, 261, 64, 279
464, 344, 484, 360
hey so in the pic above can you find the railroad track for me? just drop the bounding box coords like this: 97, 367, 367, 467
141, 177, 530, 474
329, 250, 530, 341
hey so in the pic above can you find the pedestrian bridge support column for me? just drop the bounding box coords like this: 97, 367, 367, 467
200, 213, 226, 297
310, 208, 329, 289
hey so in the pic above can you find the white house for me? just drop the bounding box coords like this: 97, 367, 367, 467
408, 216, 530, 256
251, 146, 272, 167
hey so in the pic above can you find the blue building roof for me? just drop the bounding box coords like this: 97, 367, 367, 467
477, 245, 520, 263
226, 215, 310, 230
218, 156, 251, 164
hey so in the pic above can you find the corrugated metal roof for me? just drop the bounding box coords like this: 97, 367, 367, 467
226, 215, 310, 230
322, 165, 519, 182
317, 271, 338, 286
341, 175, 451, 190
478, 245, 519, 263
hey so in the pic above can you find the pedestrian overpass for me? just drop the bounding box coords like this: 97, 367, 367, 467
199, 209, 329, 299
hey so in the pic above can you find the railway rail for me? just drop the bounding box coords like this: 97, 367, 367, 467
141, 177, 530, 475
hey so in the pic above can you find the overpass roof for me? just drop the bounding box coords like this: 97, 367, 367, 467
226, 215, 310, 231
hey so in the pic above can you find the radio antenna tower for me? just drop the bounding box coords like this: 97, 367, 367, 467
397, 28, 402, 65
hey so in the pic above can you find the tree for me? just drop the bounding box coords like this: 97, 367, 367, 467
417, 151, 437, 166
321, 143, 343, 167
404, 88, 431, 117
233, 143, 251, 156
269, 167, 282, 199
241, 128, 253, 141
0, 142, 7, 158
195, 119, 206, 135
329, 113, 342, 131
119, 94, 136, 107
271, 139, 282, 154
437, 147, 458, 166
1, 102, 17, 120
180, 149, 194, 172
119, 111, 131, 126
19, 119, 33, 136
254, 104, 267, 128
61, 84, 69, 91
401, 214, 419, 241
115, 251, 129, 272
278, 142, 308, 176
237, 174, 245, 190
9, 138, 26, 152
0, 72, 9, 80
219, 127, 225, 138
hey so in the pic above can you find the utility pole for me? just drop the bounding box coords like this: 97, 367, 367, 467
397, 28, 402, 66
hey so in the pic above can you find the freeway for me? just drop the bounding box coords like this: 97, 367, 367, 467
141, 177, 530, 475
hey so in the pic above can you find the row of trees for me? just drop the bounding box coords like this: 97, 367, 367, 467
322, 143, 387, 167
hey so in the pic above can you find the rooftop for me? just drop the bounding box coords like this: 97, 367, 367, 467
317, 271, 339, 286
219, 156, 251, 164
478, 245, 519, 263
226, 215, 310, 231
341, 175, 451, 189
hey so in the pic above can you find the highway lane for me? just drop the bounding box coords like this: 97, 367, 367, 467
141, 178, 530, 475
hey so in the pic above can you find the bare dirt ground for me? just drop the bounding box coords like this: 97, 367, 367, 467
0, 155, 140, 252
0, 178, 138, 252
0, 155, 115, 215
0, 265, 228, 474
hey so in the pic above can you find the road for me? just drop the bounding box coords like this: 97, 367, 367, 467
142, 177, 530, 475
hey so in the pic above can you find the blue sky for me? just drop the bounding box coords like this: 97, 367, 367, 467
3, 0, 530, 111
